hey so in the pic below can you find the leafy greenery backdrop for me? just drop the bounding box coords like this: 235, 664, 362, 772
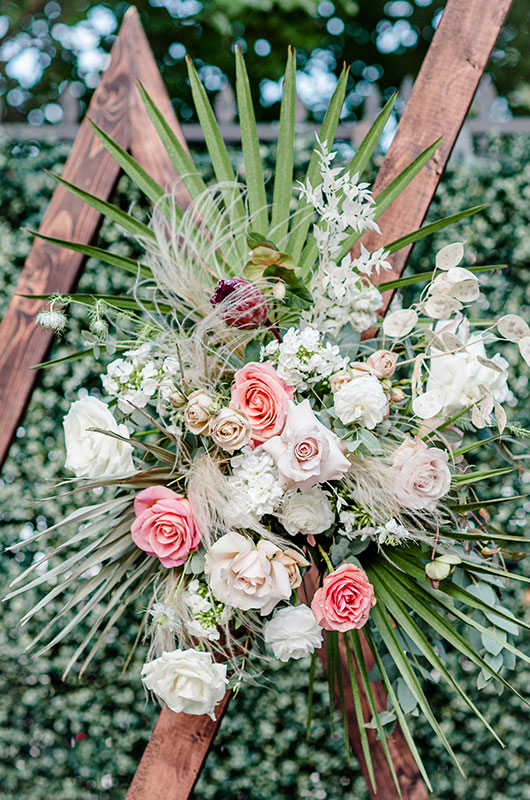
0, 136, 529, 799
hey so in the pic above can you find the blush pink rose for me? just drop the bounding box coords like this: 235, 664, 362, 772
131, 486, 201, 567
311, 564, 376, 632
392, 437, 451, 511
231, 362, 294, 444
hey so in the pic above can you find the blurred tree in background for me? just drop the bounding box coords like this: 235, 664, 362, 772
1, 0, 530, 126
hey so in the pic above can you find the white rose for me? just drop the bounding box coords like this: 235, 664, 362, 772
426, 327, 509, 416
261, 399, 351, 492
63, 396, 134, 478
141, 649, 227, 719
264, 604, 323, 662
279, 487, 335, 537
204, 531, 292, 616
334, 375, 388, 429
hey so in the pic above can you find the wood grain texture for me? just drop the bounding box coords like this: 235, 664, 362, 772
363, 0, 513, 315
125, 693, 231, 800
0, 7, 186, 468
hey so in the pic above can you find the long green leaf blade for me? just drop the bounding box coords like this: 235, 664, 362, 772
48, 171, 155, 241
378, 263, 506, 292
343, 632, 376, 790
88, 120, 174, 217
26, 229, 151, 279
270, 47, 296, 248
235, 46, 268, 233
347, 92, 397, 177
385, 204, 487, 254
288, 65, 349, 262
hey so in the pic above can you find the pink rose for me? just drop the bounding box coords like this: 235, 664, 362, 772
261, 399, 351, 491
231, 362, 294, 444
311, 564, 376, 632
392, 437, 451, 510
131, 486, 201, 567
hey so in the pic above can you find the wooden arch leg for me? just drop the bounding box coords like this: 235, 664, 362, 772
0, 1, 512, 799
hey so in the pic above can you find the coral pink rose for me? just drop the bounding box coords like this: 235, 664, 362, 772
311, 564, 376, 632
131, 486, 201, 567
231, 362, 294, 444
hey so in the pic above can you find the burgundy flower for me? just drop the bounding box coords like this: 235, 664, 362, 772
210, 277, 269, 329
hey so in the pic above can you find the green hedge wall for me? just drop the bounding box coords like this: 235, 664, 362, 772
0, 137, 529, 800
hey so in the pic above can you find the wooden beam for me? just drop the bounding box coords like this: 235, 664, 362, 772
364, 0, 513, 312
0, 7, 184, 467
125, 694, 231, 800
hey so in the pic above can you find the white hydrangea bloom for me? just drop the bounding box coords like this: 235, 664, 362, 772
228, 448, 284, 521
262, 326, 348, 391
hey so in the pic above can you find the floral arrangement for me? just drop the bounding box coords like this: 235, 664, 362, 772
8, 50, 530, 790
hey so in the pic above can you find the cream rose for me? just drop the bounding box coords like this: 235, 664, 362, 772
329, 370, 353, 394
392, 437, 451, 510
63, 396, 134, 478
141, 649, 227, 719
264, 604, 323, 661
366, 350, 398, 379
209, 407, 252, 452
204, 531, 292, 616
279, 487, 335, 537
261, 399, 350, 491
334, 375, 388, 429
184, 390, 214, 434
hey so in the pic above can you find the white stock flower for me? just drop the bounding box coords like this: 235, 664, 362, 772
63, 396, 134, 478
334, 375, 388, 429
279, 487, 335, 537
262, 326, 347, 391
141, 649, 227, 719
264, 604, 323, 662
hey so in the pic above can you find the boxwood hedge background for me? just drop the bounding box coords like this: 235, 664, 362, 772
0, 136, 529, 799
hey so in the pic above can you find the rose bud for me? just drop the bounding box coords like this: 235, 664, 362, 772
210, 277, 269, 329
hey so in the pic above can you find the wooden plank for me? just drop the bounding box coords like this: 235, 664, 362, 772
363, 0, 513, 313
125, 693, 231, 800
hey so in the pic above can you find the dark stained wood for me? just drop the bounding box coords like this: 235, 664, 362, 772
0, 2, 513, 798
125, 693, 231, 800
362, 0, 513, 315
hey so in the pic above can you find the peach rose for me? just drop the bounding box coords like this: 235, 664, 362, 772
184, 390, 214, 434
231, 362, 294, 444
131, 486, 201, 567
392, 437, 451, 510
208, 407, 251, 452
262, 399, 351, 491
204, 531, 292, 616
311, 563, 376, 632
366, 350, 398, 379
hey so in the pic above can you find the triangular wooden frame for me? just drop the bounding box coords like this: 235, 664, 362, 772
0, 2, 512, 798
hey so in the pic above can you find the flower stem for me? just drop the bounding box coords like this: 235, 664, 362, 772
318, 543, 334, 573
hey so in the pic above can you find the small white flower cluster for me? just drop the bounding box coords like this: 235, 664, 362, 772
298, 137, 380, 259
374, 518, 411, 546
262, 326, 348, 390
182, 579, 229, 642
338, 509, 375, 540
319, 265, 384, 334
349, 243, 392, 279
102, 344, 180, 413
228, 448, 284, 521
149, 601, 179, 632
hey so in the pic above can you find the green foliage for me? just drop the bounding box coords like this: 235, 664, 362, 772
1, 136, 530, 799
